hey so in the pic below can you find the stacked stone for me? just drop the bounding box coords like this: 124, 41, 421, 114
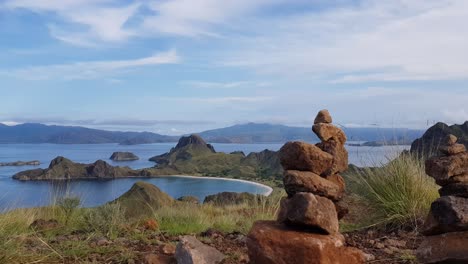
247, 110, 365, 264
416, 134, 468, 264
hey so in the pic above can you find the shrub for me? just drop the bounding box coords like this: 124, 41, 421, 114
347, 153, 439, 230
82, 203, 126, 238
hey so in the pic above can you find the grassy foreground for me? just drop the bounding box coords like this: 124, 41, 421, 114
0, 189, 283, 263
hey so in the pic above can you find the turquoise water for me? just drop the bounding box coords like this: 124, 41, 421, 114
0, 142, 408, 210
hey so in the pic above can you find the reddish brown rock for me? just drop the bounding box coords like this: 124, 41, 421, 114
326, 174, 346, 192
175, 236, 225, 264
247, 221, 365, 264
334, 200, 349, 220
440, 143, 466, 156
416, 231, 468, 264
283, 170, 344, 201
422, 196, 468, 235
439, 183, 468, 198
317, 139, 349, 174
277, 193, 339, 234
279, 142, 333, 175
425, 152, 468, 182
312, 123, 347, 144
314, 109, 332, 124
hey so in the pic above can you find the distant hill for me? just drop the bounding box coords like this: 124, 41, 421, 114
0, 122, 424, 145
198, 123, 425, 144
0, 123, 177, 144
148, 134, 283, 180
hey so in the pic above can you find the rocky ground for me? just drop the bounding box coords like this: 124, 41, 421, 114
18, 224, 421, 264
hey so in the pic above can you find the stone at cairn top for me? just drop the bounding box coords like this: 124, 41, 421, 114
314, 109, 332, 124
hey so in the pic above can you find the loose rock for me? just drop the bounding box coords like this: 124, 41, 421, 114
314, 109, 332, 124
279, 141, 333, 175
416, 231, 468, 264
277, 192, 339, 234
175, 236, 225, 264
439, 183, 468, 198
283, 170, 344, 201
247, 221, 365, 264
422, 196, 468, 235
312, 123, 347, 144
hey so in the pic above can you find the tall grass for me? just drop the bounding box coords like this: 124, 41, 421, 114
347, 152, 439, 230
154, 190, 283, 235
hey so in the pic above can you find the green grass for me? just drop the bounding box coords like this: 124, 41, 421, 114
346, 152, 439, 230
155, 190, 283, 235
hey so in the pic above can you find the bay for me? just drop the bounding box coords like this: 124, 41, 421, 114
0, 142, 408, 211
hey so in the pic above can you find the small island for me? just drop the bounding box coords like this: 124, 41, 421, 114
110, 152, 139, 161
0, 160, 40, 166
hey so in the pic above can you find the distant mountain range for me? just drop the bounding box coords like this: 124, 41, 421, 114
0, 123, 177, 144
0, 122, 425, 145
198, 123, 425, 144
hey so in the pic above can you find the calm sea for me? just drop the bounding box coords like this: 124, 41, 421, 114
0, 142, 408, 210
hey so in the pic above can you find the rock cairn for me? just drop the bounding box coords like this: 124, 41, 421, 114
416, 134, 468, 263
247, 110, 365, 264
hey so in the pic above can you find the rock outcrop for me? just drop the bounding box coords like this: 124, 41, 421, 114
0, 160, 40, 166
247, 109, 365, 264
416, 134, 468, 263
110, 152, 139, 161
149, 134, 215, 164
411, 122, 468, 157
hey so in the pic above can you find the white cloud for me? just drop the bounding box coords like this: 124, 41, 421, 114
221, 0, 468, 82
0, 50, 180, 80
142, 0, 280, 37
4, 0, 139, 46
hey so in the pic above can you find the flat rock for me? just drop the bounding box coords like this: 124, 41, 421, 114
283, 170, 344, 201
422, 196, 468, 235
247, 221, 365, 264
312, 123, 347, 144
425, 152, 468, 182
314, 109, 332, 124
279, 142, 333, 175
416, 231, 468, 264
316, 139, 349, 175
439, 144, 466, 156
439, 183, 468, 198
277, 192, 339, 234
110, 152, 139, 161
0, 160, 40, 166
175, 236, 225, 264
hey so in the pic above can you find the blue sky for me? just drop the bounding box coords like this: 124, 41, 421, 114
1, 0, 468, 135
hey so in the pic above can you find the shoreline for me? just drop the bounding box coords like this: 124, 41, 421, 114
163, 175, 274, 196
